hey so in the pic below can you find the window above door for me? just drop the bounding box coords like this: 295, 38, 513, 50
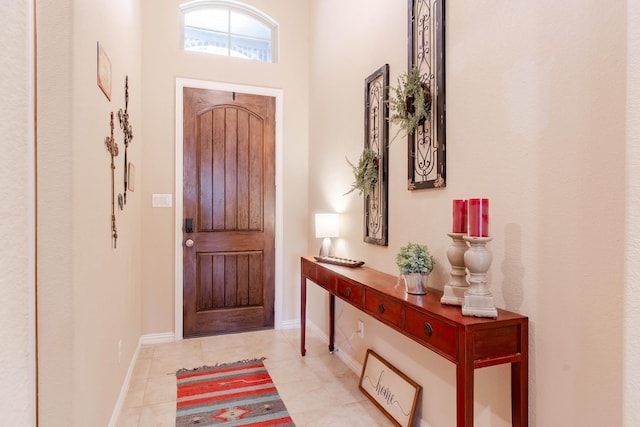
180, 0, 278, 63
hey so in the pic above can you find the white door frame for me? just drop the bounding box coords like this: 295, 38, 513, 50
174, 78, 284, 340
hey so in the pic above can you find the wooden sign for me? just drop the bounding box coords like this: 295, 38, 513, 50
359, 349, 421, 427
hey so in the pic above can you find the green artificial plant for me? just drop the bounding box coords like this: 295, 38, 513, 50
345, 148, 379, 197
396, 242, 436, 274
389, 65, 432, 138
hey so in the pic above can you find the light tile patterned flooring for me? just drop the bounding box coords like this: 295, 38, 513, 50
117, 327, 393, 426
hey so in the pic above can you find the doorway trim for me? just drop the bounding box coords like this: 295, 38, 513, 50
174, 78, 284, 340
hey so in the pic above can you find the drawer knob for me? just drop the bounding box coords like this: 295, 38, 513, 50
423, 323, 433, 337
378, 304, 385, 314
323, 277, 328, 285
346, 287, 352, 297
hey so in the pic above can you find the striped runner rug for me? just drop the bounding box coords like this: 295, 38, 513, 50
175, 358, 295, 426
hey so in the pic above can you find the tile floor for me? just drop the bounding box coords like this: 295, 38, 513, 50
116, 327, 393, 426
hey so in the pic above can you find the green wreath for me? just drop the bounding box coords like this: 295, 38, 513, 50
389, 66, 432, 137
344, 148, 379, 197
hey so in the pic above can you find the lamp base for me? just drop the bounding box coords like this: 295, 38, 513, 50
319, 237, 333, 257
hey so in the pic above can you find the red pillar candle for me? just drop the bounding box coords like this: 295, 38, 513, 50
452, 199, 468, 233
468, 198, 489, 237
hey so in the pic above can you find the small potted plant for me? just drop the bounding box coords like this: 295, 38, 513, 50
396, 242, 435, 295
388, 66, 432, 138
344, 148, 379, 197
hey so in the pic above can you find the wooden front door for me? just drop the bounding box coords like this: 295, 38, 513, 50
183, 87, 275, 338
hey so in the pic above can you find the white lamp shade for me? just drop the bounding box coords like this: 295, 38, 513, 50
315, 213, 339, 238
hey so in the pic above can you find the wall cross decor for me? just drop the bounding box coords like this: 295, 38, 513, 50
118, 76, 133, 204
105, 111, 119, 248
407, 0, 446, 190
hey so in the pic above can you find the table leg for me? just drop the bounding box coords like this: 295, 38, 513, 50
301, 276, 307, 356
456, 351, 474, 426
511, 361, 528, 426
329, 294, 335, 352
512, 321, 529, 426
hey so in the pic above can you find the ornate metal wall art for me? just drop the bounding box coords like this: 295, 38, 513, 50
118, 76, 134, 204
105, 112, 119, 248
364, 65, 389, 246
407, 0, 446, 190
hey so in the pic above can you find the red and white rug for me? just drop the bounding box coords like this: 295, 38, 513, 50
175, 358, 295, 426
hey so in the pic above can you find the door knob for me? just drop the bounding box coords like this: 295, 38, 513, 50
185, 239, 194, 248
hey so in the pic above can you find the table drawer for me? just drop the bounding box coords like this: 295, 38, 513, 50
404, 307, 457, 360
365, 290, 402, 328
301, 258, 317, 282
336, 278, 364, 308
315, 268, 336, 293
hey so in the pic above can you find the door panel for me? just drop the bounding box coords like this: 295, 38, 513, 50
183, 87, 275, 337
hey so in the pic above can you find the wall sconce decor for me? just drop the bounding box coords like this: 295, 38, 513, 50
315, 213, 339, 257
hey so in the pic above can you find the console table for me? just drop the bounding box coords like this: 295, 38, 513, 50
300, 256, 528, 427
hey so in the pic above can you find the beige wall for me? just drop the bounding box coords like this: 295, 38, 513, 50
308, 0, 627, 426
626, 1, 640, 424
25, 0, 640, 425
139, 0, 310, 334
0, 0, 36, 425
37, 0, 143, 424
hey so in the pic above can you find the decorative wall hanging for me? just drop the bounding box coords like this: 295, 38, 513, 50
118, 75, 134, 204
96, 42, 112, 101
363, 64, 389, 245
127, 162, 135, 191
105, 112, 119, 248
407, 0, 446, 190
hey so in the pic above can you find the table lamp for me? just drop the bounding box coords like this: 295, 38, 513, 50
315, 213, 339, 257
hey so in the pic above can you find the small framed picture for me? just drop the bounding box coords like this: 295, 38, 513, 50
127, 162, 135, 192
97, 42, 112, 101
359, 349, 421, 427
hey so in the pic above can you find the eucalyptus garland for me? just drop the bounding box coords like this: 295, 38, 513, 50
345, 148, 378, 197
389, 66, 432, 136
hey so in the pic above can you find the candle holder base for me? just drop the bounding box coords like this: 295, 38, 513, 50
441, 233, 469, 306
461, 236, 498, 319
462, 293, 498, 318
441, 287, 467, 306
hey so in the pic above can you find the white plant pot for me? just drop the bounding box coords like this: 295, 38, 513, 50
402, 272, 429, 295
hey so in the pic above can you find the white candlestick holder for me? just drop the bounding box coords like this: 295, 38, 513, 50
441, 233, 469, 306
462, 236, 498, 318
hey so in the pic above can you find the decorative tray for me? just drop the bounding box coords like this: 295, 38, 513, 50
314, 256, 365, 268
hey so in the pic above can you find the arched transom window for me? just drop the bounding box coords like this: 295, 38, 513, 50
180, 1, 278, 63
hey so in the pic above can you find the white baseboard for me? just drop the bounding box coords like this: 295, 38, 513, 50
108, 332, 175, 426
277, 318, 300, 330
107, 340, 141, 427
139, 332, 175, 345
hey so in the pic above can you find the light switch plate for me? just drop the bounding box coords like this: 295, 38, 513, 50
152, 194, 172, 207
